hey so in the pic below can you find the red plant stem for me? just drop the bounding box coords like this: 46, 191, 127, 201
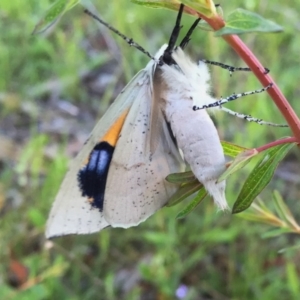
256, 137, 297, 153
184, 7, 300, 142
222, 34, 300, 141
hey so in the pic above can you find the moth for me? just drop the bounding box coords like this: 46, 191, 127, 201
46, 4, 228, 238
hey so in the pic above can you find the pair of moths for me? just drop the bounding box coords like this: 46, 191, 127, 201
46, 5, 227, 239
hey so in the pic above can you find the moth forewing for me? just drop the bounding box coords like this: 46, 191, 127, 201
103, 57, 185, 227
46, 68, 153, 238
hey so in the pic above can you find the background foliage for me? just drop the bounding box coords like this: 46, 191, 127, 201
1, 0, 300, 299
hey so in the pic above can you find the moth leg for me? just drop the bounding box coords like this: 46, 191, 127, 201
193, 83, 273, 110
218, 106, 288, 127
200, 59, 269, 76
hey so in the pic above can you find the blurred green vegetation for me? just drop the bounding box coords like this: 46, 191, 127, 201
1, 0, 300, 299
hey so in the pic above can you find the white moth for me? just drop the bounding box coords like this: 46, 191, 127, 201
46, 6, 227, 238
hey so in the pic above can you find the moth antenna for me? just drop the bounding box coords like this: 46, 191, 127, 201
165, 4, 184, 52
200, 59, 270, 76
193, 83, 273, 110
218, 106, 288, 127
179, 18, 201, 50
84, 9, 155, 61
161, 4, 184, 65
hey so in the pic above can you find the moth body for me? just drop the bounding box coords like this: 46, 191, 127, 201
156, 47, 227, 210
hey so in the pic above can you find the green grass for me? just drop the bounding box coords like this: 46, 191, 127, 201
1, 0, 300, 299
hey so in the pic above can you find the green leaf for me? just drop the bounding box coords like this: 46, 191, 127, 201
286, 262, 300, 297
196, 6, 224, 32
237, 199, 286, 227
176, 188, 207, 219
195, 19, 213, 32
132, 0, 216, 17
166, 171, 196, 184
278, 243, 300, 253
33, 0, 80, 34
131, 0, 180, 10
273, 190, 300, 231
221, 141, 248, 158
180, 0, 216, 17
232, 142, 295, 214
236, 211, 275, 224
215, 8, 283, 36
167, 181, 202, 207
252, 198, 273, 214
218, 148, 258, 182
261, 228, 292, 239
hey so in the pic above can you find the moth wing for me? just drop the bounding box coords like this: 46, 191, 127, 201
103, 76, 185, 227
46, 69, 151, 238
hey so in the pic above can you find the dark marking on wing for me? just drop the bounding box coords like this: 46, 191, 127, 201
77, 110, 129, 210
78, 142, 114, 211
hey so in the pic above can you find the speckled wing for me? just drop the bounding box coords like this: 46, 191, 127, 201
103, 72, 185, 227
46, 68, 152, 238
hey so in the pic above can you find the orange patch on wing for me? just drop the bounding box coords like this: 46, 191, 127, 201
81, 110, 129, 168
102, 110, 129, 146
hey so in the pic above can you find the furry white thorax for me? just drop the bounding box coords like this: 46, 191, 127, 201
160, 47, 217, 109
158, 46, 228, 210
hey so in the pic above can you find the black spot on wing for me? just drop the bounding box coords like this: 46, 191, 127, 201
78, 142, 114, 211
